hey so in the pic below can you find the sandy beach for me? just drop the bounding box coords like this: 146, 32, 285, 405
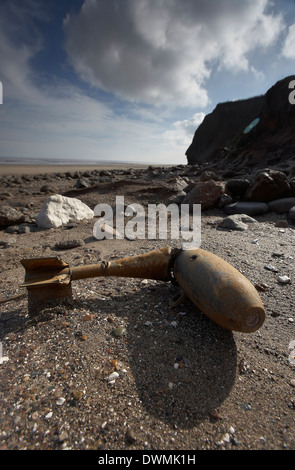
0, 162, 152, 176
1, 162, 295, 451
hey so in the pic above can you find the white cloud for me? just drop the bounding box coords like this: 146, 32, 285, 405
282, 24, 295, 60
0, 0, 292, 167
163, 113, 205, 148
64, 0, 284, 108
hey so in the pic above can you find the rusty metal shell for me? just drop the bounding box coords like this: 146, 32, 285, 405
173, 248, 265, 333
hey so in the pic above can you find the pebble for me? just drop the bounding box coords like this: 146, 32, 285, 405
277, 275, 291, 284
107, 371, 119, 384
125, 427, 137, 444
274, 220, 288, 228
56, 397, 66, 406
45, 411, 53, 419
264, 264, 279, 273
0, 355, 9, 365
83, 314, 95, 321
112, 327, 126, 337
241, 403, 252, 411
54, 239, 85, 250
72, 390, 83, 400
58, 431, 69, 443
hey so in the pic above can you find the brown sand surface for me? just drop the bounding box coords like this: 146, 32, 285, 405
0, 163, 295, 451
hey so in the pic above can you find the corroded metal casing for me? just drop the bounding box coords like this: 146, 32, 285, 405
173, 248, 265, 333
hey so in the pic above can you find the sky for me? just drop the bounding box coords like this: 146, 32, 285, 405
0, 0, 294, 166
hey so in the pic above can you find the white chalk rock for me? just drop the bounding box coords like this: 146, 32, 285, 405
36, 194, 94, 229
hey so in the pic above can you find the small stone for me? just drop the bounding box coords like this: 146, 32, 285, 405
111, 359, 118, 368
107, 371, 119, 383
58, 431, 69, 442
72, 390, 83, 400
56, 397, 65, 406
275, 220, 288, 228
209, 409, 222, 420
112, 327, 126, 337
290, 379, 295, 388
31, 411, 39, 420
255, 283, 268, 292
223, 433, 231, 443
83, 314, 95, 321
55, 239, 85, 250
80, 334, 87, 341
125, 427, 137, 444
277, 275, 291, 284
45, 411, 53, 419
241, 403, 252, 411
0, 355, 9, 365
264, 264, 279, 273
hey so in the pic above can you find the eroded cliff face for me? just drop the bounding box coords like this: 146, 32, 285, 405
185, 75, 295, 175
185, 95, 265, 165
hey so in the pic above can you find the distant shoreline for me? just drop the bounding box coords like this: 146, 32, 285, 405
0, 161, 172, 176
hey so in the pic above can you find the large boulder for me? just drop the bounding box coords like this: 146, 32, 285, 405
36, 194, 94, 229
245, 170, 291, 202
182, 179, 225, 211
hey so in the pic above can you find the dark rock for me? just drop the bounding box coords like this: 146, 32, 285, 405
245, 170, 291, 202
218, 194, 233, 208
185, 75, 295, 173
268, 197, 295, 214
75, 177, 91, 189
186, 96, 264, 164
290, 178, 295, 193
223, 201, 268, 216
5, 224, 32, 234
225, 178, 251, 197
289, 206, 295, 221
274, 220, 288, 228
54, 239, 85, 250
0, 206, 25, 227
199, 171, 220, 182
183, 180, 225, 211
40, 184, 55, 193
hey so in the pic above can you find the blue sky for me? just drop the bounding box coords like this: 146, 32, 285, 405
0, 0, 294, 165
